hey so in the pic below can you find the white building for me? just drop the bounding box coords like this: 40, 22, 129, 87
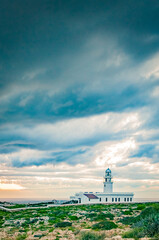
70, 168, 134, 204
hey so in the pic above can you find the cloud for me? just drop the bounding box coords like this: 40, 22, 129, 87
0, 111, 142, 153
0, 179, 24, 190
0, 0, 159, 198
94, 138, 137, 167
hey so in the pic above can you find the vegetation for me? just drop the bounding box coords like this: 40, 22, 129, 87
79, 231, 105, 240
0, 202, 158, 239
122, 227, 145, 239
54, 221, 72, 228
121, 203, 159, 239
92, 220, 118, 230
16, 233, 27, 240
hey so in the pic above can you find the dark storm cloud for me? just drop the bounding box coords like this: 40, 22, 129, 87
1, 0, 159, 99
0, 83, 150, 124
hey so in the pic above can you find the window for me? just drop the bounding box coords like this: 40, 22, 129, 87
118, 198, 120, 202
115, 198, 117, 202
89, 198, 90, 201
112, 198, 114, 202
130, 198, 132, 202
99, 198, 101, 202
127, 198, 129, 201
105, 198, 108, 202
124, 198, 126, 202
79, 198, 81, 203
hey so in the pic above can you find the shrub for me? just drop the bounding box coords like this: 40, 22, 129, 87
120, 216, 138, 225
16, 233, 27, 240
68, 215, 79, 220
134, 213, 159, 237
145, 214, 159, 237
0, 219, 4, 228
49, 227, 55, 232
104, 212, 114, 220
140, 207, 159, 218
54, 221, 72, 228
137, 204, 146, 210
85, 213, 97, 220
94, 212, 114, 221
122, 210, 132, 215
92, 220, 118, 230
122, 207, 159, 238
120, 206, 159, 226
79, 231, 105, 240
122, 227, 145, 240
34, 234, 46, 238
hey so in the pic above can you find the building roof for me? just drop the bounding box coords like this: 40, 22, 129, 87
84, 194, 98, 199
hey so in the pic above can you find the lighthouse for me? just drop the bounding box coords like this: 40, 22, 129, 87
70, 167, 134, 204
103, 168, 113, 193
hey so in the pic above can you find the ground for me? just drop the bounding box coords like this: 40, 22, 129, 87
0, 202, 158, 240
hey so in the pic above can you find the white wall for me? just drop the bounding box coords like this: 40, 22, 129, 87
70, 192, 134, 204
96, 194, 133, 203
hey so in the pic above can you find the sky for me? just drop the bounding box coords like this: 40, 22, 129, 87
0, 0, 159, 200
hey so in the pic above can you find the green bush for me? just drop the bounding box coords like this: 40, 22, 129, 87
85, 212, 114, 221
122, 207, 159, 238
120, 216, 138, 225
136, 204, 146, 210
92, 220, 118, 230
79, 231, 105, 240
134, 213, 159, 237
104, 212, 114, 220
85, 213, 97, 219
94, 212, 114, 221
122, 227, 145, 240
49, 227, 55, 232
145, 214, 159, 237
54, 221, 72, 228
68, 215, 79, 220
140, 207, 159, 218
122, 210, 132, 215
0, 219, 4, 228
120, 206, 159, 225
16, 233, 27, 240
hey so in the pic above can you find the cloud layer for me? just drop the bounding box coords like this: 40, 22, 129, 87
0, 0, 159, 199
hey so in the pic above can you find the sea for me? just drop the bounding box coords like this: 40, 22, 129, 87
0, 198, 159, 204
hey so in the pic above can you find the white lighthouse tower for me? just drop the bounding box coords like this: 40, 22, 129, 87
103, 168, 113, 193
